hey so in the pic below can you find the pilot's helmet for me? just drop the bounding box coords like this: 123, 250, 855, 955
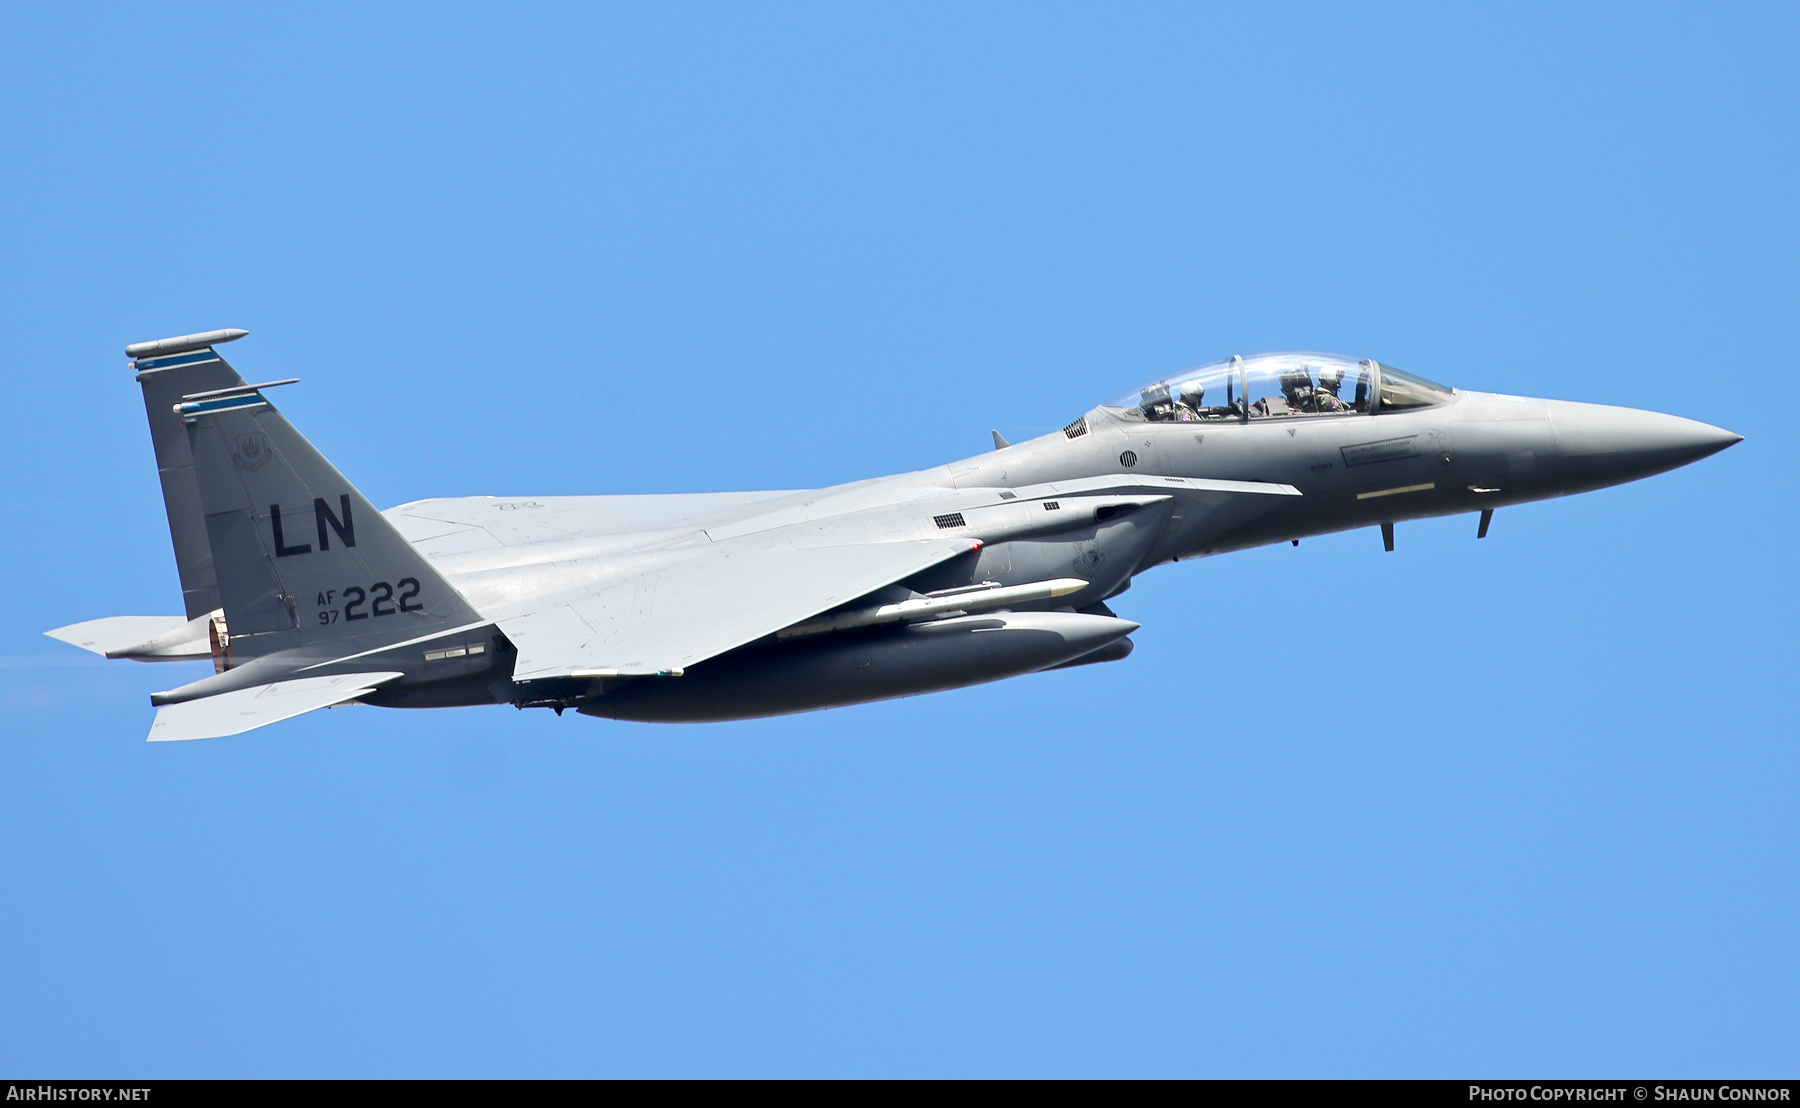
1179, 381, 1206, 407
1318, 365, 1344, 394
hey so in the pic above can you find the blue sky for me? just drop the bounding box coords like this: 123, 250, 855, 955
1, 2, 1795, 1076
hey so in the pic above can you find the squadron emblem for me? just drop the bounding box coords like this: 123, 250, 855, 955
231, 432, 273, 471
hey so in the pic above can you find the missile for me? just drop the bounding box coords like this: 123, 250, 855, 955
778, 577, 1090, 639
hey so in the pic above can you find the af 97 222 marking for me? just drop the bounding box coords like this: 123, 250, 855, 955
315, 578, 422, 624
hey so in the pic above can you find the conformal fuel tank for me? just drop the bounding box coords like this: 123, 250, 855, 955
580, 610, 1138, 723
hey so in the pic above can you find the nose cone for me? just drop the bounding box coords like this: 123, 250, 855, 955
1547, 400, 1742, 491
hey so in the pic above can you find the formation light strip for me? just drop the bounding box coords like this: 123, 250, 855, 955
1357, 482, 1436, 500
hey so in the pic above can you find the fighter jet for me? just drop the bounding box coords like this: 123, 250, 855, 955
47, 329, 1740, 740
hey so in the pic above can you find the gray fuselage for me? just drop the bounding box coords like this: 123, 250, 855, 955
558, 388, 1738, 721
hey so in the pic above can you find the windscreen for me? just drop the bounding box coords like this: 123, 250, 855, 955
1376, 363, 1455, 411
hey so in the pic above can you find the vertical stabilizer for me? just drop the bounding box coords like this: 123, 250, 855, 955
130, 331, 485, 665
132, 330, 253, 618
181, 389, 486, 663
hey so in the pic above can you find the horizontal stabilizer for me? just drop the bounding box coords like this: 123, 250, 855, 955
147, 671, 402, 742
46, 616, 199, 659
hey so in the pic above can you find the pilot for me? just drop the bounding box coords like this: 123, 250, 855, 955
1311, 367, 1345, 412
1175, 381, 1206, 420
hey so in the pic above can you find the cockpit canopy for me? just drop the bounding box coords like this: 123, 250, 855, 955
1102, 352, 1453, 423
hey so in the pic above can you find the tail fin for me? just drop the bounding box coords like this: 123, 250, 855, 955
130, 331, 485, 665
133, 329, 253, 618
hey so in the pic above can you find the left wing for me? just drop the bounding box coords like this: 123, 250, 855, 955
401, 473, 1301, 682
498, 537, 977, 680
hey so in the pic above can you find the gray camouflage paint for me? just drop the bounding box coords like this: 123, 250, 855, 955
49, 331, 1741, 736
